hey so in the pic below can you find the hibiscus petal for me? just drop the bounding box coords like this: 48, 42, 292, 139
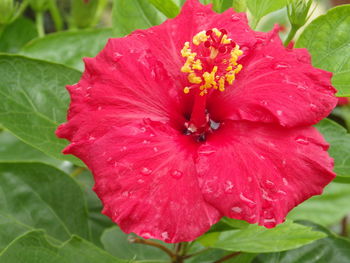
208, 28, 337, 127
66, 119, 220, 243
196, 120, 335, 227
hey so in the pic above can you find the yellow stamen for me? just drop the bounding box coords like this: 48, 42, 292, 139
192, 31, 208, 45
180, 29, 244, 95
188, 73, 202, 84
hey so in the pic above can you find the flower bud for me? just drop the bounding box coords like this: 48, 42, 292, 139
287, 0, 313, 28
70, 0, 99, 29
0, 0, 16, 25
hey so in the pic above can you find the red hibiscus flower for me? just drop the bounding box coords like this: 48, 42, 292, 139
57, 0, 337, 243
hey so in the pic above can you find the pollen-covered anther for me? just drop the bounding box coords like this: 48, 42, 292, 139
181, 28, 244, 95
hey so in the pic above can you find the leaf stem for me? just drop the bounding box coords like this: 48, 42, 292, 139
341, 215, 348, 236
35, 11, 45, 37
91, 0, 108, 27
284, 25, 298, 47
213, 252, 241, 263
49, 0, 63, 31
129, 237, 176, 259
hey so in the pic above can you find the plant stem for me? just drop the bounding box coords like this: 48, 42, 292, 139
183, 248, 210, 259
284, 25, 298, 47
341, 215, 348, 236
213, 252, 241, 263
49, 0, 63, 31
91, 0, 108, 27
129, 237, 176, 259
35, 11, 45, 37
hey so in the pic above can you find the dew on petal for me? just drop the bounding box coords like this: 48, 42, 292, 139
137, 179, 145, 184
141, 167, 152, 176
240, 193, 256, 208
231, 14, 240, 21
224, 180, 234, 193
161, 231, 169, 240
295, 136, 309, 145
260, 100, 269, 106
171, 169, 183, 179
264, 180, 275, 189
143, 140, 150, 144
153, 147, 159, 152
282, 177, 289, 186
309, 103, 317, 112
276, 110, 283, 116
231, 206, 242, 213
263, 218, 277, 228
273, 62, 290, 70
140, 231, 153, 239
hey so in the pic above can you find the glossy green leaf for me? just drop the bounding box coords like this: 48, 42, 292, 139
232, 0, 247, 12
0, 163, 89, 250
0, 131, 67, 169
295, 5, 350, 96
148, 0, 180, 18
77, 170, 113, 247
20, 28, 113, 71
0, 18, 37, 53
0, 231, 126, 263
254, 223, 350, 263
112, 0, 166, 35
288, 182, 350, 226
315, 118, 350, 177
0, 55, 83, 166
101, 226, 171, 261
247, 0, 287, 27
198, 221, 326, 253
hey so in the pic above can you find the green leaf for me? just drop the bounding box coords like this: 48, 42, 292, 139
295, 5, 350, 96
20, 28, 113, 71
198, 221, 326, 253
77, 170, 113, 247
101, 226, 171, 261
232, 0, 247, 12
255, 223, 350, 263
288, 182, 350, 226
0, 18, 37, 53
0, 131, 68, 170
0, 163, 89, 250
212, 0, 223, 12
112, 0, 166, 36
315, 118, 350, 177
247, 0, 287, 27
0, 55, 83, 166
148, 0, 180, 18
0, 231, 126, 263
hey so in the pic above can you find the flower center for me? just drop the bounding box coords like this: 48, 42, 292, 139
180, 28, 244, 140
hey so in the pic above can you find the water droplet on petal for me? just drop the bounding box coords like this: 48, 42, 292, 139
240, 193, 256, 208
224, 180, 235, 193
276, 110, 283, 116
309, 103, 317, 112
171, 170, 183, 179
153, 147, 159, 152
265, 180, 275, 189
161, 232, 169, 240
282, 177, 289, 186
273, 63, 289, 70
260, 100, 268, 106
278, 190, 287, 195
231, 206, 242, 213
114, 52, 123, 61
143, 140, 150, 144
263, 218, 277, 228
297, 84, 308, 90
141, 167, 152, 176
231, 15, 240, 21
137, 179, 145, 184
295, 136, 309, 145
140, 232, 153, 239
